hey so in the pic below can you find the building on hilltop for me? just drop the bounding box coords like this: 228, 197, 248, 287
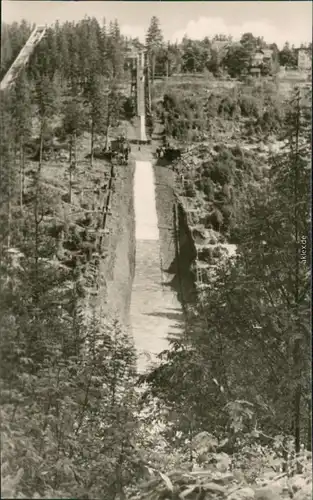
249, 49, 264, 78
250, 48, 276, 77
297, 48, 312, 71
251, 48, 274, 65
252, 48, 265, 65
262, 48, 273, 62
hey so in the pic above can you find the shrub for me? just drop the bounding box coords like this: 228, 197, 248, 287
257, 105, 283, 134
207, 208, 224, 230
185, 181, 197, 197
218, 96, 239, 118
239, 95, 261, 118
206, 94, 220, 118
123, 96, 135, 119
210, 154, 234, 184
202, 178, 215, 200
220, 203, 233, 228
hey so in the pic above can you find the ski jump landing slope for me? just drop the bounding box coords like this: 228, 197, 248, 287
130, 160, 182, 373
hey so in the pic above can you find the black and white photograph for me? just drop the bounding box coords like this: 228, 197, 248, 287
0, 0, 311, 498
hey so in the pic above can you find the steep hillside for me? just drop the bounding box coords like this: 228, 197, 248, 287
151, 78, 290, 285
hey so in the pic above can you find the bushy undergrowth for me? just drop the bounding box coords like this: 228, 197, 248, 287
155, 82, 285, 144
126, 399, 312, 500
171, 142, 265, 238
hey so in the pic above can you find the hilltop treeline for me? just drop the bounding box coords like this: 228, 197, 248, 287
157, 83, 284, 143
1, 16, 312, 86
1, 18, 129, 84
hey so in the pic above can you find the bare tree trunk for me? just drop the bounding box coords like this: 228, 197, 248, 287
114, 443, 126, 500
173, 203, 187, 317
188, 422, 193, 465
7, 157, 11, 249
151, 53, 156, 84
68, 133, 75, 203
38, 120, 44, 174
69, 134, 73, 165
147, 66, 152, 116
307, 400, 312, 451
74, 131, 77, 166
105, 113, 111, 151
34, 176, 40, 301
90, 120, 94, 168
19, 138, 24, 212
69, 166, 72, 204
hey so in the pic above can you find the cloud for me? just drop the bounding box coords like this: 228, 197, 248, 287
120, 24, 146, 42
171, 16, 311, 48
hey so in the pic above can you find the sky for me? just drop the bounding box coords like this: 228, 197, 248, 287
2, 1, 312, 48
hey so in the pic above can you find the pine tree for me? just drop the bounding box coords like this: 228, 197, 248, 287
270, 89, 311, 454
104, 83, 124, 150
55, 21, 70, 84
9, 70, 32, 211
35, 75, 59, 173
88, 17, 103, 75
0, 94, 17, 249
234, 89, 311, 450
63, 99, 86, 201
1, 23, 13, 76
67, 24, 81, 91
85, 74, 107, 167
99, 17, 109, 76
146, 16, 164, 83
76, 17, 102, 85
107, 20, 125, 79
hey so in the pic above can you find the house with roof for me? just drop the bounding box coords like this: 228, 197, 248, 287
297, 48, 311, 71
251, 48, 273, 64
249, 49, 264, 77
262, 48, 273, 61
252, 49, 265, 65
250, 48, 275, 77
